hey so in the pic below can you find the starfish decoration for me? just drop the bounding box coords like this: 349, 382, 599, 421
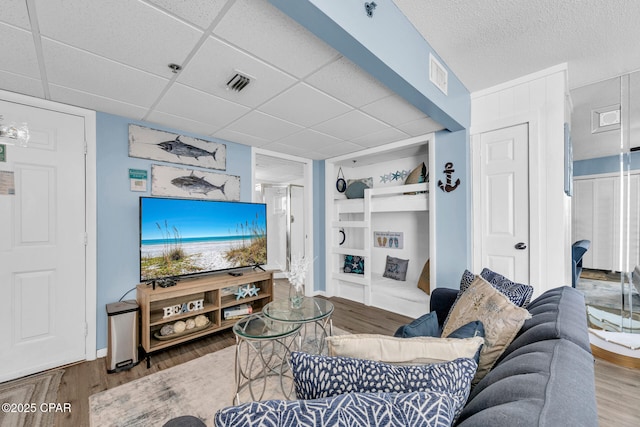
234, 285, 250, 300
247, 284, 260, 297
380, 174, 389, 183
400, 169, 410, 179
392, 171, 401, 181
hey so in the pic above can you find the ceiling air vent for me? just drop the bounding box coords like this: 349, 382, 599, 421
226, 72, 251, 92
429, 53, 448, 95
591, 104, 621, 134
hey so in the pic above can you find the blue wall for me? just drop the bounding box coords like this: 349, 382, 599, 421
574, 152, 640, 176
95, 112, 252, 350
434, 129, 471, 288
313, 160, 326, 291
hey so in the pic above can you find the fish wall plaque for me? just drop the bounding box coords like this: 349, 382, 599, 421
151, 164, 240, 201
129, 124, 226, 170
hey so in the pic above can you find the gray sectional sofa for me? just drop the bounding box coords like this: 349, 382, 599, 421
431, 285, 598, 426
212, 285, 598, 426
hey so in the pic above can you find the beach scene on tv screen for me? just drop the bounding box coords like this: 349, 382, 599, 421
140, 198, 267, 281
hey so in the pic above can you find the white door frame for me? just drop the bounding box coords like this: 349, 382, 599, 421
0, 89, 97, 361
471, 113, 542, 290
251, 148, 314, 296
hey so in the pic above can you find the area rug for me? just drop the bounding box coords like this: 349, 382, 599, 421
90, 327, 346, 427
0, 369, 64, 427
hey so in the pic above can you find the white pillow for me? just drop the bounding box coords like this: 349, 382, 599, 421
326, 333, 484, 365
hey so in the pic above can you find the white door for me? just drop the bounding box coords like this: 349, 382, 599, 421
478, 123, 530, 282
0, 100, 87, 382
262, 185, 288, 270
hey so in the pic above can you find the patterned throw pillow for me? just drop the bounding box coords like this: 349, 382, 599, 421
343, 255, 364, 274
479, 268, 534, 307
442, 276, 531, 385
291, 352, 477, 419
383, 256, 409, 281
215, 391, 461, 427
459, 269, 534, 307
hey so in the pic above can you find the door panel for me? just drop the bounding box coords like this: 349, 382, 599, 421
480, 123, 530, 283
0, 100, 86, 381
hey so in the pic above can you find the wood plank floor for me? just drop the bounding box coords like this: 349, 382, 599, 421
52, 280, 639, 426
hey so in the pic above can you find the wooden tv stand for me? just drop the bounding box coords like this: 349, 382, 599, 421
136, 269, 273, 367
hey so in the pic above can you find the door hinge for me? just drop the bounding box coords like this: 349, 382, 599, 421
84, 141, 88, 155
85, 322, 88, 337
84, 233, 88, 246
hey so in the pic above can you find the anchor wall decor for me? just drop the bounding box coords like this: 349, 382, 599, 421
438, 162, 461, 192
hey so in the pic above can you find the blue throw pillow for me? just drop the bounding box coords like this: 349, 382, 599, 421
343, 255, 364, 274
393, 311, 440, 338
215, 391, 461, 427
291, 352, 477, 420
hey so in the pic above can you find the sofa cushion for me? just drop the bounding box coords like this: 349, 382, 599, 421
290, 352, 477, 419
459, 269, 534, 308
326, 333, 484, 364
499, 286, 592, 362
215, 391, 463, 427
442, 277, 530, 384
455, 339, 598, 427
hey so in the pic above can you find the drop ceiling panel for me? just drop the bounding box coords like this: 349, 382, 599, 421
306, 57, 393, 107
214, 128, 271, 148
49, 85, 150, 121
154, 83, 250, 129
0, 71, 44, 99
312, 110, 390, 141
224, 110, 303, 140
259, 83, 351, 127
310, 141, 363, 159
145, 110, 222, 137
42, 39, 169, 107
35, 0, 203, 77
0, 1, 31, 30
276, 129, 341, 151
145, 0, 228, 30
0, 24, 41, 79
398, 117, 445, 136
350, 127, 411, 148
361, 95, 428, 127
213, 0, 338, 78
177, 36, 297, 108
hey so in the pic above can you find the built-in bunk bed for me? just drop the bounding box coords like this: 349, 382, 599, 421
325, 137, 434, 319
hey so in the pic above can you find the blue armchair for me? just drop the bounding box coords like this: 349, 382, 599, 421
572, 240, 591, 287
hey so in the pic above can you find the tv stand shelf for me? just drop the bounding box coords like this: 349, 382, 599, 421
137, 270, 273, 366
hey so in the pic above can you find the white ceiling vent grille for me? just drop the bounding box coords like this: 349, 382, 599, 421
429, 53, 448, 95
591, 104, 621, 134
226, 72, 251, 92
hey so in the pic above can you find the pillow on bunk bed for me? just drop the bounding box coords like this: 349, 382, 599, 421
343, 255, 364, 274
404, 162, 428, 194
417, 259, 430, 294
383, 256, 409, 281
345, 177, 372, 199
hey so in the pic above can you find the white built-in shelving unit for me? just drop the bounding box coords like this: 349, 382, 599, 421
324, 136, 435, 319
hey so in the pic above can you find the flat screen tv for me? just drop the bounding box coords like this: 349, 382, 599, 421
139, 197, 267, 281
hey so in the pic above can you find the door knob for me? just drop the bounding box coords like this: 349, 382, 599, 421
515, 242, 527, 250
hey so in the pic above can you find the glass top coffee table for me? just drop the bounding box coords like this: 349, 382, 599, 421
232, 314, 301, 404
263, 297, 334, 354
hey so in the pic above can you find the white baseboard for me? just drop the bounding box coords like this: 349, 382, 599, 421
96, 348, 107, 358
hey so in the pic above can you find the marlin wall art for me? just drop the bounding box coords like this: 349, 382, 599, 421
151, 164, 240, 201
129, 124, 226, 170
